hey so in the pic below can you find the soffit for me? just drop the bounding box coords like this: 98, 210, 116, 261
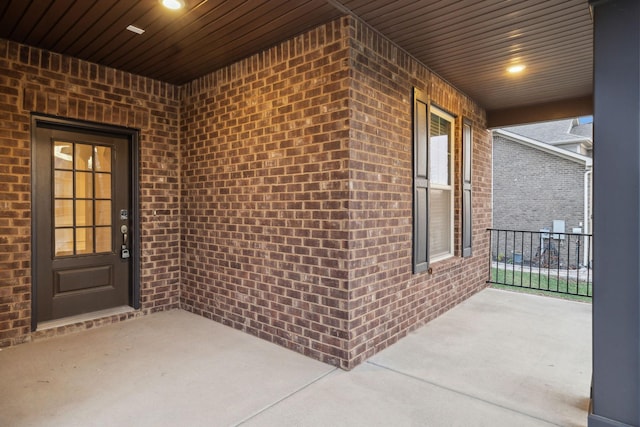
0, 0, 593, 124
0, 0, 343, 84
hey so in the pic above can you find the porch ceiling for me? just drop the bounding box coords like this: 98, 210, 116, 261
0, 0, 593, 126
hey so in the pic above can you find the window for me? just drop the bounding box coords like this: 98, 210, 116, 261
412, 88, 455, 273
429, 108, 455, 260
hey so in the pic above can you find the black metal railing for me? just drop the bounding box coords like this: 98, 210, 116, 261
487, 228, 593, 298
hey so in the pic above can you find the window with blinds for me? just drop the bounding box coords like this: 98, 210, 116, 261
429, 108, 454, 260
412, 87, 456, 272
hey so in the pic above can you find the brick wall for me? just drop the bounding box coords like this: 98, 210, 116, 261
180, 19, 352, 367
493, 134, 587, 233
0, 15, 491, 367
0, 40, 181, 347
346, 19, 492, 367
180, 17, 491, 369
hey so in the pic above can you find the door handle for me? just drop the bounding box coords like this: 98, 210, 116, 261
120, 225, 128, 245
120, 225, 130, 259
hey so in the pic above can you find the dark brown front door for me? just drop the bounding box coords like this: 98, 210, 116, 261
33, 122, 132, 322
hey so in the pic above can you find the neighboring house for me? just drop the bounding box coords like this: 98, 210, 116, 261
501, 119, 593, 157
492, 119, 592, 266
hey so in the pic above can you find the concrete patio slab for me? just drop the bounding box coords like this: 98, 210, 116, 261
244, 362, 560, 427
0, 310, 336, 427
0, 288, 591, 427
367, 288, 592, 427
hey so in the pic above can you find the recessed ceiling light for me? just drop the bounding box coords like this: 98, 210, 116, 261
507, 64, 526, 74
162, 0, 185, 10
126, 25, 145, 35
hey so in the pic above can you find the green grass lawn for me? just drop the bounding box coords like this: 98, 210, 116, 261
490, 267, 592, 303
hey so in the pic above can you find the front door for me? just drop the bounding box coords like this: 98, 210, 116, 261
33, 120, 134, 323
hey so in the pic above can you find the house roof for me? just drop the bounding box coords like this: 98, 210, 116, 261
0, 0, 593, 127
494, 129, 593, 167
571, 122, 593, 139
501, 119, 593, 149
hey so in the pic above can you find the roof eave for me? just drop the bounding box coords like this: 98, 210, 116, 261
494, 129, 593, 167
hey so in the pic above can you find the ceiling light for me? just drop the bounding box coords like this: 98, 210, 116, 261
126, 25, 145, 35
162, 0, 185, 10
507, 64, 526, 74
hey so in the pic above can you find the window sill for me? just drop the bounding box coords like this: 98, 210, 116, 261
429, 253, 454, 264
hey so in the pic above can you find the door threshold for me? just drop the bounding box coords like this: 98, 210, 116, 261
37, 306, 136, 331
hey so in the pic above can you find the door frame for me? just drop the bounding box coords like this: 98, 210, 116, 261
30, 114, 141, 330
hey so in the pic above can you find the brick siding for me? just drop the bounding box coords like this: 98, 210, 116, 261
346, 19, 491, 367
493, 134, 587, 233
0, 39, 181, 348
0, 15, 491, 368
180, 17, 491, 369
492, 134, 590, 266
180, 19, 352, 366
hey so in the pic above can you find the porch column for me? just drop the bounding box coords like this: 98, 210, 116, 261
589, 0, 640, 426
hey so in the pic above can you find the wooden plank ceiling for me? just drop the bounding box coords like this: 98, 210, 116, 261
0, 0, 593, 123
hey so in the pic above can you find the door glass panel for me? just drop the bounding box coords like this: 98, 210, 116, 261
54, 171, 73, 198
95, 201, 111, 226
76, 227, 94, 254
54, 141, 73, 169
95, 173, 111, 199
95, 227, 112, 253
75, 200, 93, 226
55, 228, 74, 257
54, 200, 73, 227
94, 146, 111, 172
53, 140, 113, 257
75, 144, 93, 171
75, 172, 93, 198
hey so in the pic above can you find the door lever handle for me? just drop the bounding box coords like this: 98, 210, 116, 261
120, 225, 128, 245
120, 225, 130, 259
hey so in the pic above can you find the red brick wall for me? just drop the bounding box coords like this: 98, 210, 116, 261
346, 20, 491, 367
0, 15, 490, 367
0, 40, 181, 347
180, 17, 490, 368
180, 19, 352, 366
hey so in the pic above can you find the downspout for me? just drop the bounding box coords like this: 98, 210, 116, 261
584, 168, 592, 267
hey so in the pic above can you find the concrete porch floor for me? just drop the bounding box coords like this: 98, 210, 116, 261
0, 288, 591, 427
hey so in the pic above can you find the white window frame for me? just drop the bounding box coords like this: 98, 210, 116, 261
429, 106, 455, 262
